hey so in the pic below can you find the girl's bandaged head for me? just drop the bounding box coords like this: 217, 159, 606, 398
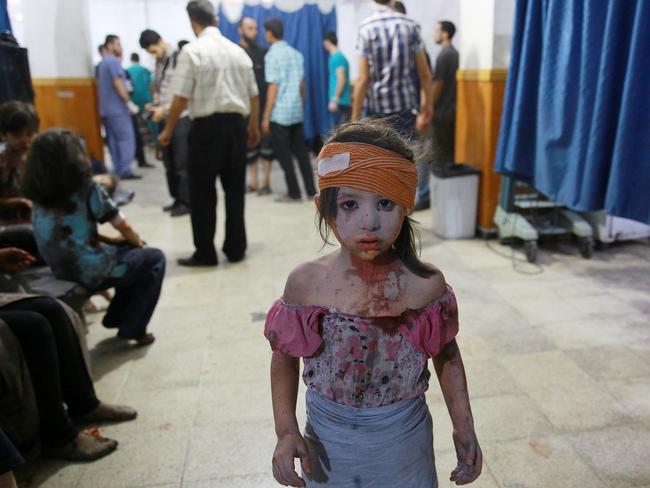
316, 142, 418, 211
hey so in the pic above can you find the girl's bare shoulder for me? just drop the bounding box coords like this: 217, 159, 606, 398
282, 253, 338, 305
403, 262, 448, 308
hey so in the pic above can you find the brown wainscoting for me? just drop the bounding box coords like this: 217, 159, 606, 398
455, 69, 507, 231
32, 78, 104, 163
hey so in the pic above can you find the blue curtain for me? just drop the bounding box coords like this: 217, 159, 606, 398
218, 4, 337, 141
1, 0, 11, 32
494, 0, 650, 224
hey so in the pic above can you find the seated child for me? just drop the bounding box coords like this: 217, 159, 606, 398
264, 119, 482, 487
22, 129, 165, 347
0, 101, 37, 223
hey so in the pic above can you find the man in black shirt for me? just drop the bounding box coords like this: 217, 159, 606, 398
239, 17, 274, 195
415, 20, 459, 210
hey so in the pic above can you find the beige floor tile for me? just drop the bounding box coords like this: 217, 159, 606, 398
121, 348, 206, 392
566, 345, 650, 380
545, 315, 650, 351
15, 460, 85, 488
461, 358, 522, 398
525, 383, 630, 432
75, 427, 190, 488
471, 394, 554, 442
499, 350, 592, 391
182, 475, 276, 487
183, 421, 276, 481
569, 426, 650, 487
603, 376, 650, 426
483, 436, 606, 488
509, 296, 584, 326
476, 326, 558, 356
565, 294, 636, 319
194, 381, 271, 425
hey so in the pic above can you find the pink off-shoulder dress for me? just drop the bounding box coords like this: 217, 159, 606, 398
264, 285, 459, 408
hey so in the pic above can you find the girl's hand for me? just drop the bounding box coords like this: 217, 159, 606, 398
451, 429, 482, 485
272, 432, 312, 487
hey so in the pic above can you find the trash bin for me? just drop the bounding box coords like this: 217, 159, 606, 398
429, 163, 481, 239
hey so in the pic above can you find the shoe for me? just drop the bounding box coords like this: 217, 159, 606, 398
120, 173, 142, 180
246, 185, 258, 193
257, 186, 271, 196
224, 253, 245, 263
177, 256, 218, 267
414, 199, 430, 211
42, 431, 118, 462
163, 202, 174, 212
139, 162, 155, 168
170, 203, 190, 217
274, 194, 301, 203
73, 402, 137, 424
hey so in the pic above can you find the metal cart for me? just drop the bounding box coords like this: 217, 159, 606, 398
493, 176, 595, 263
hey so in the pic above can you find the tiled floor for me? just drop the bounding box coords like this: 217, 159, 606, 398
16, 163, 650, 487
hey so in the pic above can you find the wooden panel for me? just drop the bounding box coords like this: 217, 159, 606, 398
455, 70, 506, 231
32, 78, 104, 163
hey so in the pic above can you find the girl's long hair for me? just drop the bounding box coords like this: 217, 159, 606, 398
22, 129, 91, 210
317, 118, 435, 278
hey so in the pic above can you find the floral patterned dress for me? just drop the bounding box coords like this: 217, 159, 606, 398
264, 285, 459, 408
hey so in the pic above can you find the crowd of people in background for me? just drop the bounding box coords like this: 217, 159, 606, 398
0, 0, 458, 483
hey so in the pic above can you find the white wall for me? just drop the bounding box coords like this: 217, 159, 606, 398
336, 0, 460, 79
458, 0, 514, 70
88, 0, 195, 71
9, 0, 94, 77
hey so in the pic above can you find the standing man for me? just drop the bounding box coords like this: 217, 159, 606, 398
126, 53, 155, 169
97, 34, 141, 179
140, 29, 191, 216
416, 20, 460, 210
262, 18, 316, 202
126, 53, 153, 114
351, 0, 433, 138
159, 0, 260, 267
323, 32, 351, 127
238, 17, 274, 196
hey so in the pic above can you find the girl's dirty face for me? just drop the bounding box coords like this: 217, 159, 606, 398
330, 187, 405, 261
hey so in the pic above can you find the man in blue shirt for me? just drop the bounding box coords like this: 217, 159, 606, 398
262, 18, 316, 202
323, 31, 351, 128
96, 34, 140, 179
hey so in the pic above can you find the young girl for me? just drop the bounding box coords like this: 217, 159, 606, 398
264, 119, 482, 487
22, 129, 165, 347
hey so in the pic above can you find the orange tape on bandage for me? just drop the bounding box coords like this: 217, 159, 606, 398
317, 142, 418, 211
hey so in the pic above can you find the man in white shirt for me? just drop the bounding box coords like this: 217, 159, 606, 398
159, 0, 260, 267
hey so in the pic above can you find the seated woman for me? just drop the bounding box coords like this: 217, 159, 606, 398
0, 247, 136, 461
0, 101, 39, 256
22, 129, 165, 347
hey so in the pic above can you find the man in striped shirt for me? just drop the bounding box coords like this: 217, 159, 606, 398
352, 0, 433, 135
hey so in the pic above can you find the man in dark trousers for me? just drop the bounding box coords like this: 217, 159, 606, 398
140, 29, 191, 216
262, 18, 316, 202
239, 16, 274, 195
416, 20, 459, 210
159, 0, 260, 266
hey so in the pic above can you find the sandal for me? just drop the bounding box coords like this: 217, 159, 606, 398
246, 185, 258, 193
257, 186, 271, 196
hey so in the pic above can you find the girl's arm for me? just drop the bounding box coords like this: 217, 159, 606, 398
98, 234, 128, 245
270, 351, 312, 487
109, 212, 143, 248
432, 339, 482, 485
